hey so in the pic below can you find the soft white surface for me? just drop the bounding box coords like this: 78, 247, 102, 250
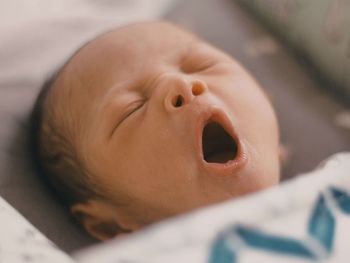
0, 0, 175, 28
74, 153, 350, 263
0, 196, 74, 263
0, 0, 176, 84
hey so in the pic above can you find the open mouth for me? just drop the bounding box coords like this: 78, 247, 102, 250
202, 121, 238, 164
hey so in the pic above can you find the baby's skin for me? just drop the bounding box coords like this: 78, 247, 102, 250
48, 21, 280, 240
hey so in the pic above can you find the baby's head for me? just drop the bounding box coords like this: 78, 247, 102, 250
31, 22, 280, 240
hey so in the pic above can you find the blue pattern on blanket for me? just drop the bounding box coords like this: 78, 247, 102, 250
308, 195, 335, 253
209, 187, 350, 262
235, 226, 316, 259
330, 187, 350, 214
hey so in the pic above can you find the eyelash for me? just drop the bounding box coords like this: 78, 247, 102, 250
184, 60, 216, 74
121, 100, 145, 122
198, 60, 216, 70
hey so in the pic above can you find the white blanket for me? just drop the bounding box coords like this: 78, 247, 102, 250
74, 153, 350, 263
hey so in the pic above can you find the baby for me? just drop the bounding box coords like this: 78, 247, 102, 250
30, 21, 280, 240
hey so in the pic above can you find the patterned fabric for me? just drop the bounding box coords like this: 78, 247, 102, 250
209, 187, 350, 262
237, 0, 350, 98
74, 153, 350, 263
0, 197, 74, 263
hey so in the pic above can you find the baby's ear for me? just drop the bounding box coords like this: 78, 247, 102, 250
70, 200, 130, 241
279, 144, 291, 166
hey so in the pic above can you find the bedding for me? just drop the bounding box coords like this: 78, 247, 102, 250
0, 195, 74, 263
74, 153, 350, 263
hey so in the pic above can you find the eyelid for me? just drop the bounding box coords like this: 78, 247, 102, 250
122, 100, 145, 120
111, 100, 145, 136
196, 59, 217, 71
183, 58, 217, 74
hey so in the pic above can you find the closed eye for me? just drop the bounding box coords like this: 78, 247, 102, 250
195, 60, 217, 72
121, 100, 145, 121
182, 59, 217, 74
111, 100, 145, 136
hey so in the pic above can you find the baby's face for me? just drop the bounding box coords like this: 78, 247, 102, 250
57, 22, 280, 234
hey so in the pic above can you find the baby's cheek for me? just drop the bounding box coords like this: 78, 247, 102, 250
250, 162, 279, 191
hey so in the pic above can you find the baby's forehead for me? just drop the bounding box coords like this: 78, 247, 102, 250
62, 22, 198, 91
79, 22, 197, 64
61, 22, 200, 97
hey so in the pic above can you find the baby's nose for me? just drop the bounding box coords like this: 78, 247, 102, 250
165, 80, 207, 111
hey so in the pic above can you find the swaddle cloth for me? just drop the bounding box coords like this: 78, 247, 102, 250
74, 152, 350, 263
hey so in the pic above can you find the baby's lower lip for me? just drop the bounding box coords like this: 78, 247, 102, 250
202, 146, 247, 176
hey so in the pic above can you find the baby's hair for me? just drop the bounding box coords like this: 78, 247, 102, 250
29, 66, 103, 208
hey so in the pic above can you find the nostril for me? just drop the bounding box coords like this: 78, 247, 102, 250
192, 81, 205, 96
172, 95, 184, 108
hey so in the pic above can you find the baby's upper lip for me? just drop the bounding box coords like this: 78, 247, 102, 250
196, 106, 247, 176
